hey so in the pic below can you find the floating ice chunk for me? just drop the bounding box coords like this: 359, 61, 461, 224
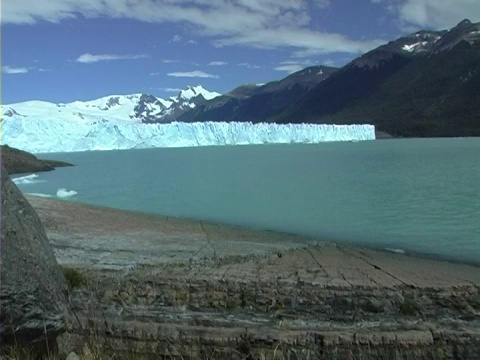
56, 188, 78, 197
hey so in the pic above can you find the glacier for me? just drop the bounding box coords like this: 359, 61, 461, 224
1, 116, 375, 153
1, 87, 375, 153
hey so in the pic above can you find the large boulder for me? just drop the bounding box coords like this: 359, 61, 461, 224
0, 166, 69, 347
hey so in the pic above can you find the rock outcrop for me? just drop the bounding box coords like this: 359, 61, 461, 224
0, 145, 72, 174
0, 166, 69, 348
27, 195, 480, 359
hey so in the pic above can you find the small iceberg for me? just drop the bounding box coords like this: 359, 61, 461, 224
56, 188, 78, 198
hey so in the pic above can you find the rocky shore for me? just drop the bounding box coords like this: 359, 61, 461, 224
0, 145, 72, 174
26, 195, 480, 359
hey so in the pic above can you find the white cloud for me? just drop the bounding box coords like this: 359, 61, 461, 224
208, 61, 227, 66
274, 59, 316, 73
2, 65, 54, 74
274, 58, 337, 73
3, 0, 385, 55
2, 66, 29, 74
171, 34, 182, 42
218, 27, 383, 56
322, 59, 336, 67
162, 59, 180, 63
159, 87, 182, 92
274, 64, 304, 73
76, 53, 148, 64
238, 62, 261, 69
373, 0, 480, 30
167, 70, 219, 78
313, 0, 332, 9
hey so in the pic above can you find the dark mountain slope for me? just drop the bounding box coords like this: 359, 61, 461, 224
176, 20, 480, 137
178, 66, 337, 123
349, 38, 480, 136
272, 54, 413, 124
274, 20, 480, 137
272, 29, 443, 124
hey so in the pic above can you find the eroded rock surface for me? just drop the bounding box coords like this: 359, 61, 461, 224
0, 166, 69, 346
29, 196, 480, 359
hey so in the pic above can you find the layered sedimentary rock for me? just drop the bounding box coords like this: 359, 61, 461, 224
26, 196, 480, 359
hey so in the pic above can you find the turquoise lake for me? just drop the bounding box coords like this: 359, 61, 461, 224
13, 138, 480, 264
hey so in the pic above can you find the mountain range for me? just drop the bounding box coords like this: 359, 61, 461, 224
179, 19, 480, 137
3, 19, 479, 138
2, 85, 221, 125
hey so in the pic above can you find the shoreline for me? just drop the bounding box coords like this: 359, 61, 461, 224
26, 194, 480, 359
26, 194, 480, 268
27, 194, 480, 285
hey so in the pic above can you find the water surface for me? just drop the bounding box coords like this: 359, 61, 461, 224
14, 138, 480, 264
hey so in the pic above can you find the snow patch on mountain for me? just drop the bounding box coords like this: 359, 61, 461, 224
402, 41, 429, 52
175, 85, 220, 102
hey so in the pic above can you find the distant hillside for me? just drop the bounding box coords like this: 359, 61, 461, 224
180, 19, 480, 137
178, 66, 338, 123
273, 19, 480, 137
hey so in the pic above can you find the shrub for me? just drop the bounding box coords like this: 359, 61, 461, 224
62, 266, 87, 290
400, 297, 418, 315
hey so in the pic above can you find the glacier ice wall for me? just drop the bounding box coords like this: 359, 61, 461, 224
1, 117, 375, 153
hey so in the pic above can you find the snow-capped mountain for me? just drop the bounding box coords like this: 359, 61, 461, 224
2, 85, 221, 125
430, 19, 480, 54
267, 19, 480, 138
131, 94, 170, 123
350, 30, 442, 70
351, 19, 480, 70
152, 85, 221, 123
177, 66, 337, 124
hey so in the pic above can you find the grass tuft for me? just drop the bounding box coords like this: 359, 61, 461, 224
400, 297, 419, 315
62, 266, 88, 290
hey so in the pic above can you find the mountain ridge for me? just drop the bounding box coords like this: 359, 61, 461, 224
272, 19, 480, 137
177, 65, 338, 124
178, 19, 480, 137
2, 85, 221, 125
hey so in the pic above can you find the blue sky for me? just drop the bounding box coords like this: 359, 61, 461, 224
2, 0, 479, 104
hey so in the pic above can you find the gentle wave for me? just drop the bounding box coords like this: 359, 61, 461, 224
385, 248, 406, 254
26, 192, 53, 198
13, 174, 44, 185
